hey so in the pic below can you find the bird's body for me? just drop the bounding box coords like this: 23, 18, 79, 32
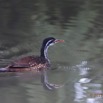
0, 37, 64, 90
6, 56, 50, 72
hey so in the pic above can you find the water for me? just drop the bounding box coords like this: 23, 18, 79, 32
0, 61, 103, 103
0, 0, 103, 103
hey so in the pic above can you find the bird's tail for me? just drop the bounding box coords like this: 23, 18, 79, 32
0, 68, 8, 72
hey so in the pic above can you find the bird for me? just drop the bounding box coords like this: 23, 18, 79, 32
0, 37, 64, 90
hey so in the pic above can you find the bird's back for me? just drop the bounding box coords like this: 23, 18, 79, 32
6, 56, 50, 72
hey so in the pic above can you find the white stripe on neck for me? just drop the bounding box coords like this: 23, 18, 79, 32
44, 40, 53, 63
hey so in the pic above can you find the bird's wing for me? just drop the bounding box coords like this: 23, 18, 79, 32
9, 56, 39, 68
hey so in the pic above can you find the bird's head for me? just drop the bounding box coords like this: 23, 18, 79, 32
40, 37, 64, 58
42, 37, 64, 47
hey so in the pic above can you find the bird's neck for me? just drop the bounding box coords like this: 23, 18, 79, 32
40, 45, 50, 61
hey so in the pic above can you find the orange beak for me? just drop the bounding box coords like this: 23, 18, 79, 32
54, 39, 64, 43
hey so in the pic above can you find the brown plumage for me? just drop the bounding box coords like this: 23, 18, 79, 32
6, 56, 50, 72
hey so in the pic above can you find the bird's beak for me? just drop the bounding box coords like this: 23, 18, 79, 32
54, 39, 64, 43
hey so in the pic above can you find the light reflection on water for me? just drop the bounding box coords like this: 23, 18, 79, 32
74, 61, 103, 103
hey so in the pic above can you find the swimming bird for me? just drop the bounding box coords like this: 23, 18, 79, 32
0, 37, 64, 90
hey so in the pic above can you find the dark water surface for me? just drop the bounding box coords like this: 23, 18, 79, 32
0, 0, 103, 103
